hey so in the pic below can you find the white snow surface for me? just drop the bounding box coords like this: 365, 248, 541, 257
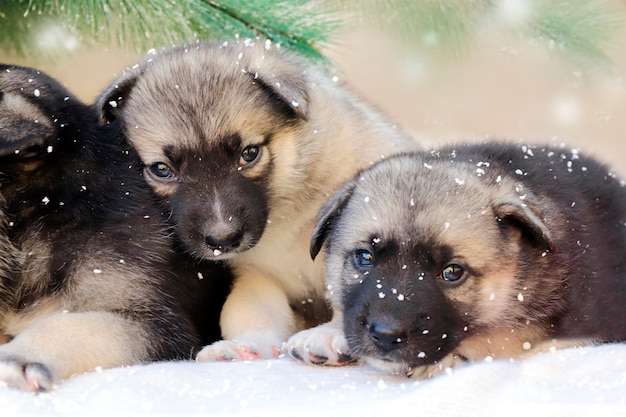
2, 344, 625, 417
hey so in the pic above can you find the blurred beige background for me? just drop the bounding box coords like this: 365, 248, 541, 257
328, 28, 626, 176
2, 14, 625, 174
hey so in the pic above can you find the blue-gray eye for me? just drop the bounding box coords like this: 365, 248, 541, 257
148, 162, 175, 180
441, 264, 466, 282
239, 145, 260, 166
354, 249, 375, 268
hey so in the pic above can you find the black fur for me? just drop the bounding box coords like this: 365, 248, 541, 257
0, 64, 231, 387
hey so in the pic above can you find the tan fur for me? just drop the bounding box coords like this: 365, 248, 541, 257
0, 225, 181, 391
98, 40, 421, 360
0, 311, 149, 391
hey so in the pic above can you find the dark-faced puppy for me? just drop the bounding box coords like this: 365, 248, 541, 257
97, 40, 421, 361
0, 64, 230, 391
304, 142, 626, 377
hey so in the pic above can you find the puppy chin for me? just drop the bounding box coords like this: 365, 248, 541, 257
363, 356, 414, 377
363, 353, 459, 379
194, 245, 250, 261
181, 236, 259, 260
199, 249, 241, 261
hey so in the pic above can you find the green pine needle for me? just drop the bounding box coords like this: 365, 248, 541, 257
187, 1, 342, 61
0, 0, 341, 62
0, 0, 622, 67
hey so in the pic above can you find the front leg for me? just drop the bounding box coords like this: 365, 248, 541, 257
285, 310, 354, 366
0, 311, 150, 391
196, 272, 295, 362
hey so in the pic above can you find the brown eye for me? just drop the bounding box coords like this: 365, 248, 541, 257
239, 145, 260, 166
440, 264, 466, 283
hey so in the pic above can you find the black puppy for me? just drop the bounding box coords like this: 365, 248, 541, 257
0, 64, 231, 391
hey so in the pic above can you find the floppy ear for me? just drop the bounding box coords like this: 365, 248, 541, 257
252, 67, 310, 121
0, 92, 53, 158
96, 68, 140, 124
310, 181, 357, 260
493, 199, 555, 252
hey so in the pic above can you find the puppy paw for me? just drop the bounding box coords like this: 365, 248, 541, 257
0, 357, 53, 392
196, 339, 282, 362
285, 323, 355, 366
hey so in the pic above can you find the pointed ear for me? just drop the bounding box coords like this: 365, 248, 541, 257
96, 68, 140, 124
252, 66, 310, 121
310, 181, 356, 260
493, 199, 555, 252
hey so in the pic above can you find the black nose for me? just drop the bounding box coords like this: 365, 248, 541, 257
368, 322, 408, 353
205, 230, 243, 251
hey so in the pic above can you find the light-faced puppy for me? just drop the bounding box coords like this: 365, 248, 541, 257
0, 64, 231, 391
97, 40, 421, 361
298, 142, 626, 377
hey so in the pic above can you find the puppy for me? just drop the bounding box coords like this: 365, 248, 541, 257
0, 64, 231, 391
298, 142, 626, 377
97, 39, 421, 360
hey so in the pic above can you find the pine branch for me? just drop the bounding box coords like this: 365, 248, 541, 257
188, 1, 342, 61
0, 0, 622, 67
0, 0, 340, 61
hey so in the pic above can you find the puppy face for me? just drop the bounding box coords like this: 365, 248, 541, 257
311, 153, 555, 375
99, 44, 307, 259
98, 43, 309, 260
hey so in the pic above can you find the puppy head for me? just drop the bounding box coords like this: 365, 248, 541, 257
0, 65, 57, 168
97, 41, 311, 260
0, 64, 92, 177
311, 152, 555, 375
